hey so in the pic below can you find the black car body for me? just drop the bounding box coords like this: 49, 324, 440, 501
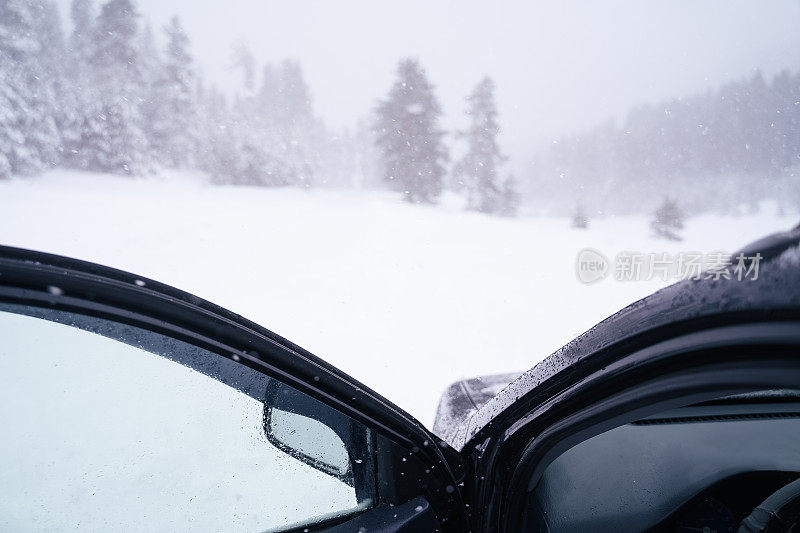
1, 225, 800, 532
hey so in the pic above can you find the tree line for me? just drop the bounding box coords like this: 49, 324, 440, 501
0, 0, 339, 187
373, 59, 518, 215
531, 70, 800, 215
7, 0, 794, 219
0, 0, 517, 216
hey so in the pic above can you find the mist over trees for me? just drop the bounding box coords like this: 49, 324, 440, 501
374, 58, 448, 204
454, 77, 504, 213
531, 70, 800, 215
146, 17, 197, 169
0, 0, 60, 177
0, 0, 370, 190
651, 197, 685, 241
201, 55, 324, 187
451, 77, 519, 216
1, 0, 798, 220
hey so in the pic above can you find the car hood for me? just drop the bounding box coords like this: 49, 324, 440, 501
433, 372, 522, 441
434, 225, 800, 451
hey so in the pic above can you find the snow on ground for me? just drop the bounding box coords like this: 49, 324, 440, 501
0, 170, 795, 427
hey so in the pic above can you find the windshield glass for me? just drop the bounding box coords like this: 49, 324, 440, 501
0, 0, 798, 428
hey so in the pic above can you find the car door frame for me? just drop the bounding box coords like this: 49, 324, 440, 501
463, 319, 800, 532
0, 245, 468, 532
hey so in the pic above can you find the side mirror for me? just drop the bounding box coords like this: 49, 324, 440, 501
265, 406, 351, 479
263, 381, 372, 488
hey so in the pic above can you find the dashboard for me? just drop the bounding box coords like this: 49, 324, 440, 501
523, 402, 800, 532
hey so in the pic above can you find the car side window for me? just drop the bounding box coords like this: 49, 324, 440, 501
0, 303, 375, 532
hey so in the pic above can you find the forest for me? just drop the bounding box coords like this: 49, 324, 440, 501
1, 0, 799, 218
530, 70, 800, 215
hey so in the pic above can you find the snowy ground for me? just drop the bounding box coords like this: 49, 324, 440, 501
0, 170, 795, 427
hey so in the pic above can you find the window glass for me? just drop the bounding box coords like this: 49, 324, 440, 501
528, 391, 800, 532
0, 304, 374, 532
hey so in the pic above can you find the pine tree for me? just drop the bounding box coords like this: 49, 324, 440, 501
198, 86, 237, 183
0, 80, 17, 177
82, 0, 149, 174
277, 60, 319, 187
31, 0, 67, 168
571, 204, 589, 229
70, 0, 95, 62
651, 197, 685, 241
498, 174, 520, 217
0, 0, 61, 177
374, 58, 448, 203
147, 17, 198, 168
455, 77, 505, 213
61, 0, 96, 169
136, 21, 160, 139
230, 41, 255, 94
258, 63, 282, 124
0, 0, 38, 176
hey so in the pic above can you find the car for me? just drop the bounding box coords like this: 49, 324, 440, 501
1, 225, 800, 532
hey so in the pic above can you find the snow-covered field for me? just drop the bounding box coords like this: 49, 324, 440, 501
0, 170, 795, 427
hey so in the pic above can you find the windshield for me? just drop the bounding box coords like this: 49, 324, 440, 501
0, 0, 798, 428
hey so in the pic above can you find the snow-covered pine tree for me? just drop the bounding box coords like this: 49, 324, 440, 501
83, 0, 149, 174
214, 45, 292, 187
197, 86, 238, 184
0, 1, 33, 182
230, 41, 255, 94
136, 21, 160, 142
0, 78, 17, 178
571, 204, 589, 228
0, 0, 61, 177
258, 63, 282, 125
60, 0, 96, 169
374, 58, 448, 203
147, 17, 198, 168
498, 174, 520, 217
455, 76, 506, 213
221, 62, 284, 187
651, 197, 685, 241
31, 0, 65, 77
31, 0, 68, 169
219, 58, 324, 188
277, 59, 319, 188
70, 0, 94, 61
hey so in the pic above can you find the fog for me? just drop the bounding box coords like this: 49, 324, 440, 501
81, 0, 800, 167
4, 0, 800, 215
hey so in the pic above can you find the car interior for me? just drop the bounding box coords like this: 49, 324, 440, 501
522, 390, 800, 532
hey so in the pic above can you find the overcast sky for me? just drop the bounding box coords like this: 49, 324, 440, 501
60, 0, 800, 169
